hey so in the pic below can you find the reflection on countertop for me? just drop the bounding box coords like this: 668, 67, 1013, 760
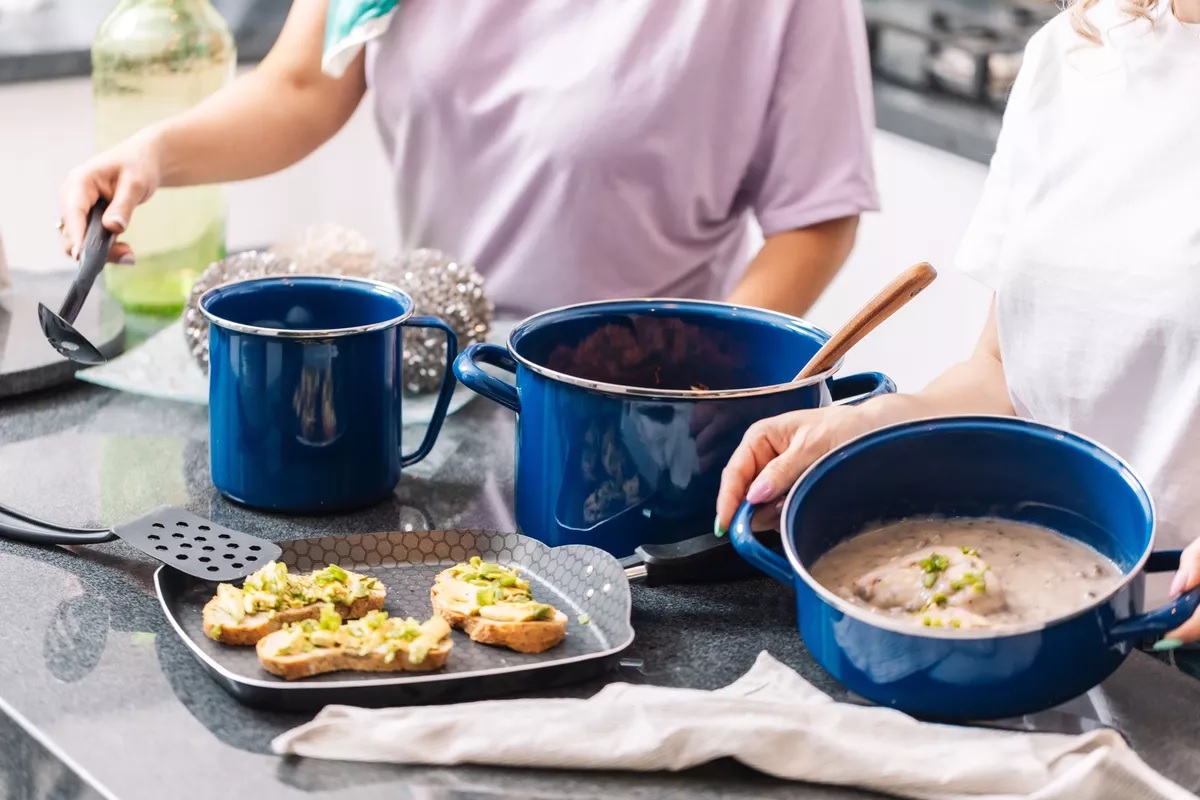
1, 382, 1199, 799
0, 0, 286, 84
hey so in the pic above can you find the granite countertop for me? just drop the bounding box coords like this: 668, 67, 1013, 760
2, 380, 1200, 800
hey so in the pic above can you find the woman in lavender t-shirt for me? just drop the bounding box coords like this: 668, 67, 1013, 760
60, 0, 878, 319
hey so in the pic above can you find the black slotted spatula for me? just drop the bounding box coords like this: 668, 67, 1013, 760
0, 502, 282, 582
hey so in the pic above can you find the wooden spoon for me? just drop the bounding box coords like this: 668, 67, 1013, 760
794, 261, 937, 381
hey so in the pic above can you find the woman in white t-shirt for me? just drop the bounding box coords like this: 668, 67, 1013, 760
716, 0, 1200, 647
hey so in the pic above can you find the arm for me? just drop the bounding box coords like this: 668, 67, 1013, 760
715, 300, 1013, 529
154, 0, 366, 186
725, 215, 859, 317
60, 0, 366, 253
857, 298, 1015, 428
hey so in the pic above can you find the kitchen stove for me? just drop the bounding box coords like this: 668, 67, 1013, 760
865, 0, 1059, 162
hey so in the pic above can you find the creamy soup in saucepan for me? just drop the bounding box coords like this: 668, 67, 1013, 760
808, 517, 1124, 631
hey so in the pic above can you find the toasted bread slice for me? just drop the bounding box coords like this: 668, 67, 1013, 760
202, 562, 386, 646
202, 588, 385, 646
430, 561, 568, 654
257, 633, 452, 680
461, 608, 569, 654
256, 609, 453, 680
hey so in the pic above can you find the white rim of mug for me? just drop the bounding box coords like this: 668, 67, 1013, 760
198, 274, 415, 339
504, 297, 846, 400
776, 414, 1158, 640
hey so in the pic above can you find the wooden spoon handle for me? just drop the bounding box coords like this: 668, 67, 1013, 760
795, 261, 937, 381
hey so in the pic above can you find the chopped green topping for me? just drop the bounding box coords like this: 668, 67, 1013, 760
931, 593, 948, 607
918, 552, 950, 589
318, 604, 341, 631
314, 564, 349, 584
951, 619, 962, 629
922, 616, 932, 627
960, 546, 979, 556
578, 613, 591, 625
919, 553, 950, 573
209, 624, 223, 640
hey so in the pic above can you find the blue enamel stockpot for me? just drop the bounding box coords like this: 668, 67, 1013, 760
731, 416, 1200, 721
453, 299, 895, 558
200, 276, 458, 513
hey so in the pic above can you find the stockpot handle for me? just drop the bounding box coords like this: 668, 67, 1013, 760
829, 371, 896, 406
453, 343, 520, 413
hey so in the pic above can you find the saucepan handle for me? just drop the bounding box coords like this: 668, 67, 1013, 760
620, 533, 749, 587
829, 371, 896, 406
729, 501, 795, 585
453, 343, 520, 413
1106, 550, 1200, 643
399, 316, 459, 468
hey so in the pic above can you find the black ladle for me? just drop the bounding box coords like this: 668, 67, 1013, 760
38, 199, 114, 365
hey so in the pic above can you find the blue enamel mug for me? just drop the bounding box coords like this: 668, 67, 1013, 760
453, 299, 895, 558
200, 276, 458, 513
731, 416, 1200, 721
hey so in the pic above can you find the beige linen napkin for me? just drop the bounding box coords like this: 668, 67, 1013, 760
271, 651, 1196, 800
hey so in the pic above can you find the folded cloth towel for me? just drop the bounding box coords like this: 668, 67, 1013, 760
322, 0, 401, 78
272, 651, 1196, 800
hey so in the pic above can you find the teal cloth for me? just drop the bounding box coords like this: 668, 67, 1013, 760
322, 0, 401, 78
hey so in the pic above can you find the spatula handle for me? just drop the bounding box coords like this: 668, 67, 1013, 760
58, 199, 115, 324
795, 262, 937, 382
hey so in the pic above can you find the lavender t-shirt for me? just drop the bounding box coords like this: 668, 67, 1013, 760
366, 0, 879, 317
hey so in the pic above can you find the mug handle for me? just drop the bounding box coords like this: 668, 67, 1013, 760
453, 343, 520, 413
1106, 549, 1200, 643
400, 316, 460, 468
729, 501, 794, 585
829, 371, 896, 406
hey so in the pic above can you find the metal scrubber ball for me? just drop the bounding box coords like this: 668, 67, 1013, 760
183, 227, 492, 395
374, 249, 493, 395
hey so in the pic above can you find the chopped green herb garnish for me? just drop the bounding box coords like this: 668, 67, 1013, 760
951, 619, 961, 629
922, 616, 932, 627
931, 593, 948, 607
918, 553, 950, 574
577, 613, 591, 625
960, 546, 979, 556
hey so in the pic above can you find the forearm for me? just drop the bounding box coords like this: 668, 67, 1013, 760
858, 301, 1015, 429
148, 0, 366, 187
726, 215, 859, 318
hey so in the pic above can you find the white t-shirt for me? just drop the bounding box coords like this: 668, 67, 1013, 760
365, 0, 878, 317
955, 0, 1200, 598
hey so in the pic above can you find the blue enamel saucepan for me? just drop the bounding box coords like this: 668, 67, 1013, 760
731, 416, 1200, 721
453, 299, 895, 560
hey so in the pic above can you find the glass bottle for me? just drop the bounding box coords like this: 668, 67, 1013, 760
92, 0, 235, 316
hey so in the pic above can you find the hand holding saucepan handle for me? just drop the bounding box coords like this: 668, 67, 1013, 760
1151, 538, 1200, 648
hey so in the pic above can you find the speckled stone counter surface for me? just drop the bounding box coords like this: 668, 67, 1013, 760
1, 384, 1200, 800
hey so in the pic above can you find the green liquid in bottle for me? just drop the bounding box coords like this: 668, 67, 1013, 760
91, 0, 235, 317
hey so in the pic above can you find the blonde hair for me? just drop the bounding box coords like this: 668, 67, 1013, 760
1068, 0, 1161, 42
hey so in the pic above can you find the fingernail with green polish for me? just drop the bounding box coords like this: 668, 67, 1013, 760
1153, 638, 1184, 652
713, 517, 725, 538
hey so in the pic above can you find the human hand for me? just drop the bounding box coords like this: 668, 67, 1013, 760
1160, 538, 1200, 647
58, 131, 163, 264
714, 404, 871, 534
